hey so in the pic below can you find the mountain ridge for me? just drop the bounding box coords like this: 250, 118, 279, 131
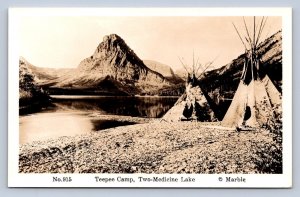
19, 30, 281, 98
43, 34, 173, 95
143, 60, 184, 84
19, 58, 50, 111
198, 30, 282, 119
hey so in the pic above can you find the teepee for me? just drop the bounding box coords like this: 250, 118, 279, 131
221, 17, 282, 129
162, 55, 217, 122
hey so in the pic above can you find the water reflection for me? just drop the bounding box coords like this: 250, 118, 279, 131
51, 96, 178, 118
19, 96, 178, 144
91, 119, 136, 131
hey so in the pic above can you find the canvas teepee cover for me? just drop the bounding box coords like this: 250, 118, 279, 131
221, 17, 282, 128
163, 74, 216, 122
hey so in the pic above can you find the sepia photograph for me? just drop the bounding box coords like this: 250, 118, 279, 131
8, 8, 292, 187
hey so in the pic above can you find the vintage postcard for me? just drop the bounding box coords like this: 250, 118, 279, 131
8, 8, 292, 187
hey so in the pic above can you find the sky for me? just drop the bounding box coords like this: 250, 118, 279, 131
19, 16, 281, 71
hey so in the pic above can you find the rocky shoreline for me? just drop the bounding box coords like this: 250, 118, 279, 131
19, 121, 282, 174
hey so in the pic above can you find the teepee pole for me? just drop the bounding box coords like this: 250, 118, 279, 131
178, 56, 190, 74
197, 55, 218, 79
195, 63, 203, 78
253, 16, 256, 50
256, 17, 265, 46
192, 50, 195, 76
232, 22, 248, 50
243, 17, 253, 51
241, 55, 247, 81
256, 17, 268, 46
195, 58, 201, 75
251, 52, 254, 81
197, 63, 211, 79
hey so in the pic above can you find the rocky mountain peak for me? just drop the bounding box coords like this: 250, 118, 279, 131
71, 34, 171, 94
103, 33, 121, 42
92, 34, 139, 62
19, 56, 27, 64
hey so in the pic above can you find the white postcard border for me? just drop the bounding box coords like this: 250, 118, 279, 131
8, 7, 292, 188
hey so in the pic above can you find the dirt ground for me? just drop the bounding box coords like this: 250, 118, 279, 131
19, 121, 282, 174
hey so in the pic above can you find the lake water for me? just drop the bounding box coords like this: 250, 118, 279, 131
19, 96, 178, 144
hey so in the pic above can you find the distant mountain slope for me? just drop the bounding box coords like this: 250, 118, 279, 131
199, 30, 282, 119
173, 68, 187, 80
19, 58, 50, 107
21, 30, 281, 99
19, 57, 73, 84
143, 60, 184, 84
36, 34, 173, 95
142, 60, 175, 78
